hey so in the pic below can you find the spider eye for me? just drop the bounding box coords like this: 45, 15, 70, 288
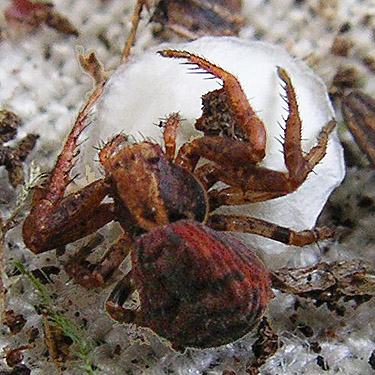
147, 156, 160, 164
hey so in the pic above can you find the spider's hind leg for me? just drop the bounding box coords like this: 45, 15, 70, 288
65, 232, 133, 288
208, 213, 333, 246
106, 273, 137, 324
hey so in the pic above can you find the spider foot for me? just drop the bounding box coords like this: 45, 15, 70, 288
64, 233, 132, 288
64, 260, 105, 288
105, 276, 137, 323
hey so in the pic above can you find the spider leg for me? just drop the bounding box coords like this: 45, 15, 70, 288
41, 85, 103, 205
106, 273, 137, 324
196, 68, 335, 208
159, 50, 267, 170
65, 232, 133, 287
23, 179, 114, 253
22, 82, 106, 253
162, 112, 180, 161
178, 135, 264, 172
194, 163, 221, 190
206, 118, 335, 208
208, 214, 333, 246
278, 67, 336, 185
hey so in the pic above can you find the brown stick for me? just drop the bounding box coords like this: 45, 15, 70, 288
121, 0, 149, 64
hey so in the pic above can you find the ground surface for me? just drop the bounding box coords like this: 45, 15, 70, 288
1, 1, 375, 374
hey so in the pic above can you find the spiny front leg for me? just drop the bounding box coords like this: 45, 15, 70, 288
278, 67, 336, 189
205, 69, 336, 207
207, 119, 335, 207
23, 84, 105, 253
159, 49, 267, 169
23, 179, 114, 253
42, 84, 104, 205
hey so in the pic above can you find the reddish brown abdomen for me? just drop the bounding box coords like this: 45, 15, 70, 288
132, 220, 271, 351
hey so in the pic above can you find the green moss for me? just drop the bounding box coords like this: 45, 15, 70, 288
11, 259, 98, 375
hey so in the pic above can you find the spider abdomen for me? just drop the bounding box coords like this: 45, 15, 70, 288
132, 220, 271, 351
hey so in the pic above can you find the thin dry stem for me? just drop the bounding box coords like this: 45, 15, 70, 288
0, 215, 5, 320
121, 0, 149, 64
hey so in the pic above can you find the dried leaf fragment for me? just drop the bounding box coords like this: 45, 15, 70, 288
342, 90, 375, 168
362, 55, 375, 73
151, 0, 244, 39
4, 0, 79, 36
0, 110, 39, 187
2, 309, 27, 334
271, 259, 375, 306
3, 345, 31, 367
331, 66, 361, 92
78, 51, 107, 85
369, 349, 375, 370
246, 318, 280, 375
42, 313, 72, 365
0, 110, 20, 143
330, 35, 353, 57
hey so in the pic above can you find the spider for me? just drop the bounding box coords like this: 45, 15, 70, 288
22, 50, 334, 351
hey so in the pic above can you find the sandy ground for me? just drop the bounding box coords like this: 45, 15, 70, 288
1, 1, 375, 374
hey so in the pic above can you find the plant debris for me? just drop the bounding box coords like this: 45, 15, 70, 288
151, 0, 244, 39
2, 309, 27, 335
4, 0, 79, 36
271, 259, 375, 313
246, 318, 280, 375
342, 90, 375, 168
0, 110, 39, 187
